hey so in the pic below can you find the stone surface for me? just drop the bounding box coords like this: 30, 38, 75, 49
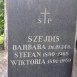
72, 50, 77, 77
0, 50, 7, 77
73, 64, 77, 77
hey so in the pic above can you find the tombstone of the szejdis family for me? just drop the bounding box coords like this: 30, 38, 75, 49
8, 0, 76, 77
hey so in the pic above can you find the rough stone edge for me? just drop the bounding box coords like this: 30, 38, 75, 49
72, 21, 77, 77
4, 0, 8, 77
4, 0, 8, 51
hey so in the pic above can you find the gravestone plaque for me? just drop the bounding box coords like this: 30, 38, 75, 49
8, 0, 76, 77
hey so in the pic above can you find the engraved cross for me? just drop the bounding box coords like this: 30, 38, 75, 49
41, 8, 50, 24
